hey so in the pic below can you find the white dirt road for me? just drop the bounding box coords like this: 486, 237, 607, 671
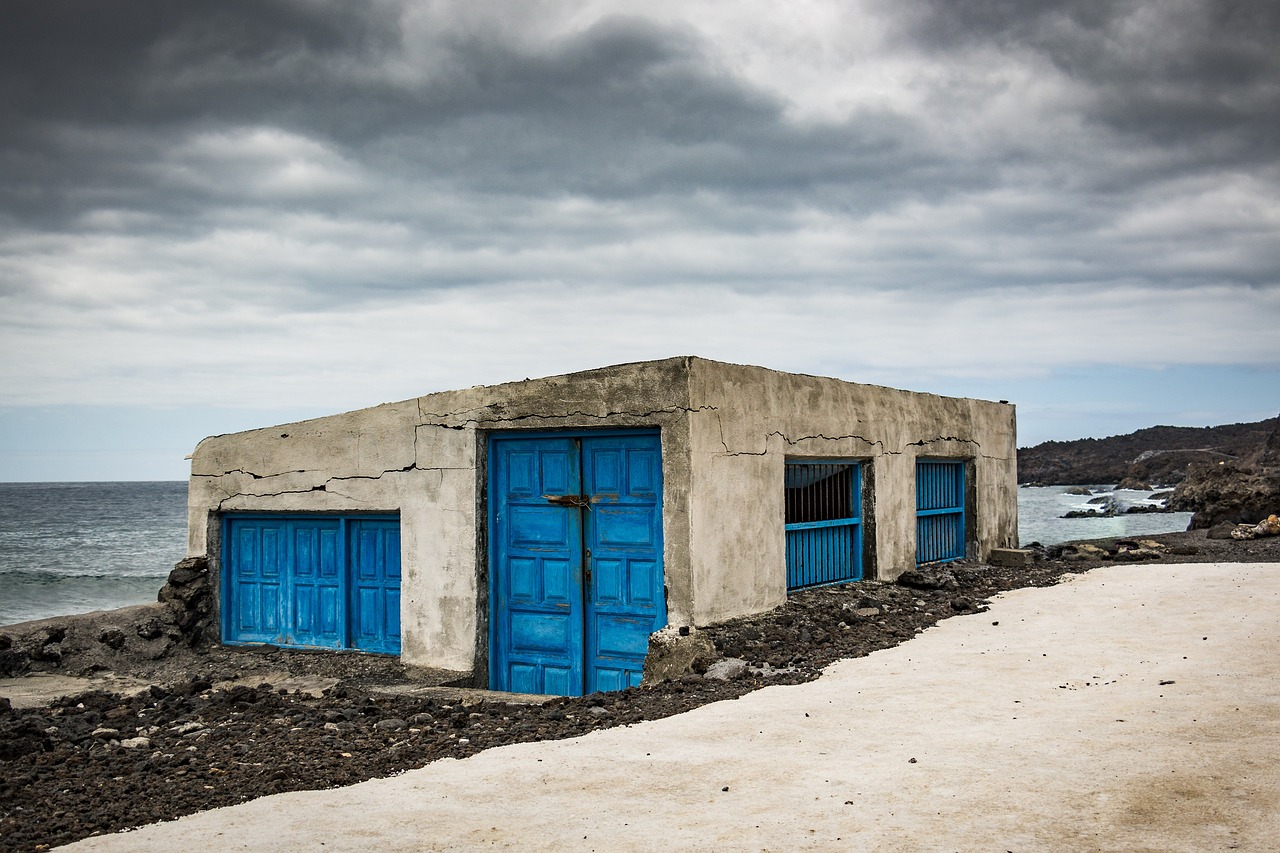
64, 562, 1280, 852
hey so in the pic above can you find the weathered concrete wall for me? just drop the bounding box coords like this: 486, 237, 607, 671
188, 356, 1016, 674
188, 401, 480, 671
684, 359, 1017, 625
188, 358, 697, 672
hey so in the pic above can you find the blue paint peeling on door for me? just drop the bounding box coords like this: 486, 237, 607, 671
490, 431, 665, 696
223, 514, 400, 654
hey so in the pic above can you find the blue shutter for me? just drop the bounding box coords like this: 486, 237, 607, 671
916, 460, 966, 563
785, 461, 863, 590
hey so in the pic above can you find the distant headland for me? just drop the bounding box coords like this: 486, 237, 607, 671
1019, 415, 1280, 530
1018, 416, 1278, 487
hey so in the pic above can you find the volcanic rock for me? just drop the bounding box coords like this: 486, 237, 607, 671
1018, 417, 1278, 485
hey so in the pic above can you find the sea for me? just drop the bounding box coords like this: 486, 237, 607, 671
1016, 485, 1193, 547
0, 481, 1194, 628
0, 482, 188, 628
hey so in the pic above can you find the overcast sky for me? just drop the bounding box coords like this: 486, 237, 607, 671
2, 0, 1278, 481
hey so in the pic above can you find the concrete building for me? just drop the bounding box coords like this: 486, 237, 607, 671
187, 357, 1017, 696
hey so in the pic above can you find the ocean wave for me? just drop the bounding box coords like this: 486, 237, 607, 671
0, 568, 168, 581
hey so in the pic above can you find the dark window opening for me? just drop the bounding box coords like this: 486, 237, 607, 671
785, 462, 854, 523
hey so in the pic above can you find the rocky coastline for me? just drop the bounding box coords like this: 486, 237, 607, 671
1022, 415, 1280, 531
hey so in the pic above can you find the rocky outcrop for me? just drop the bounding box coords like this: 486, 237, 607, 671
1169, 463, 1280, 528
1114, 477, 1151, 491
156, 556, 214, 644
1018, 417, 1277, 485
0, 557, 213, 677
1169, 418, 1280, 528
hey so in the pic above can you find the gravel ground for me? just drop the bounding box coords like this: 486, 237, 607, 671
3, 529, 1278, 852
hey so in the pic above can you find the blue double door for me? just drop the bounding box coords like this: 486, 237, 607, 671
223, 514, 401, 654
490, 431, 665, 696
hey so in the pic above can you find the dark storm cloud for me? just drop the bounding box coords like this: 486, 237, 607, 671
0, 0, 398, 121
0, 1, 972, 235
893, 0, 1280, 161
0, 0, 1275, 317
0, 0, 398, 228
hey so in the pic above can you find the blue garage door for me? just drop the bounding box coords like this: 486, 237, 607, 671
490, 431, 665, 696
223, 514, 400, 654
916, 460, 966, 564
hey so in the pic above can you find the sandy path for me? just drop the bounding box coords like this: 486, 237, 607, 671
64, 562, 1280, 852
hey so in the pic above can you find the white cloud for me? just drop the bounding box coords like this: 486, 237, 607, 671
164, 127, 367, 199
2, 276, 1276, 411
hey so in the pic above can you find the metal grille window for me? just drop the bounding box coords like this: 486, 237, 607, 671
916, 460, 966, 564
785, 461, 863, 590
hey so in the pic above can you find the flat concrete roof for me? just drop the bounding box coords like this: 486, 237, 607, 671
66, 561, 1280, 852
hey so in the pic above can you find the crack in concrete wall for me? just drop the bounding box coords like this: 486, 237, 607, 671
328, 465, 417, 483
415, 404, 717, 428
206, 481, 328, 512
891, 436, 982, 455
902, 436, 1015, 463
199, 410, 1006, 510
196, 462, 477, 511
196, 467, 317, 481
714, 422, 996, 459
194, 405, 707, 510
716, 425, 887, 457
